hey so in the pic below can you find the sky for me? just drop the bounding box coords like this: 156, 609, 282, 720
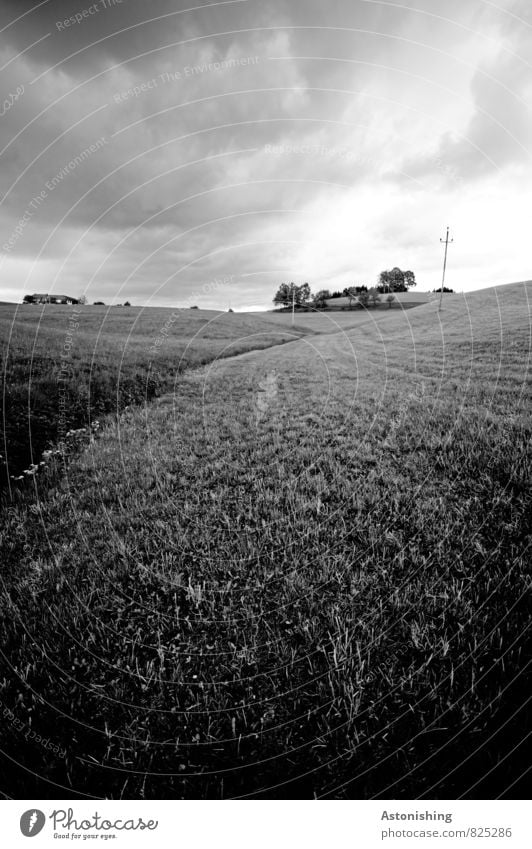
0, 0, 530, 310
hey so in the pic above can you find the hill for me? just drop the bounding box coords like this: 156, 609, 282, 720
260, 307, 404, 334
0, 304, 306, 484
264, 290, 436, 332
323, 291, 432, 309
0, 281, 530, 799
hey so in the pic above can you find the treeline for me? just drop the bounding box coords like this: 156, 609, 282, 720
273, 267, 418, 310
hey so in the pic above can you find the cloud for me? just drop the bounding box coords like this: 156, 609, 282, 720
0, 0, 530, 307
397, 2, 532, 187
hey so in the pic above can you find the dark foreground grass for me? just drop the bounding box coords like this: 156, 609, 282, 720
0, 283, 530, 799
0, 304, 305, 488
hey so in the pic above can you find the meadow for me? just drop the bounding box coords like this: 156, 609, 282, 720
0, 282, 530, 799
0, 304, 306, 488
264, 290, 435, 334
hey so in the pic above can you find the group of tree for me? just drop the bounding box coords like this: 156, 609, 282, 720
92, 301, 132, 306
377, 267, 416, 293
273, 268, 415, 310
326, 287, 367, 299
272, 282, 312, 308
79, 296, 133, 306
311, 286, 370, 309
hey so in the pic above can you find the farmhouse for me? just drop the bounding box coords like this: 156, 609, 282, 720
24, 293, 79, 305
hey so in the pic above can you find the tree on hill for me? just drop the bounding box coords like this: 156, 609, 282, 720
343, 286, 359, 308
299, 282, 311, 306
386, 293, 396, 309
357, 291, 370, 307
313, 290, 330, 309
368, 287, 381, 307
78, 295, 87, 305
273, 282, 293, 307
343, 285, 367, 294
378, 267, 416, 292
273, 282, 311, 309
432, 286, 454, 293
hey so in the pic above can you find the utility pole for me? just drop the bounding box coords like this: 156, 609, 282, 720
439, 226, 453, 311
291, 283, 296, 326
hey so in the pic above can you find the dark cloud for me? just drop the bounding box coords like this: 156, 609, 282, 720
0, 0, 530, 306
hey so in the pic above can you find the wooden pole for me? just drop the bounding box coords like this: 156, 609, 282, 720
291, 284, 295, 326
439, 227, 453, 311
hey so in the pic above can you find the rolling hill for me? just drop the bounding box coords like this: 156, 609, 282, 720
0, 304, 307, 485
0, 281, 530, 799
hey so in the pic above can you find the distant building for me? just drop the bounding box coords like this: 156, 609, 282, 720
23, 293, 79, 305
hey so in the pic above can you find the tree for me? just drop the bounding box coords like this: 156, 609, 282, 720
357, 291, 370, 308
432, 286, 454, 293
378, 267, 416, 292
124, 300, 131, 306
22, 295, 33, 304
313, 289, 331, 309
273, 282, 293, 308
368, 287, 381, 307
273, 282, 311, 309
342, 286, 356, 308
299, 282, 311, 307
386, 293, 396, 309
78, 295, 87, 305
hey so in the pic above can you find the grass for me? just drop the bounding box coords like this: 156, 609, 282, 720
0, 304, 305, 488
0, 282, 530, 799
260, 309, 401, 333
263, 296, 433, 334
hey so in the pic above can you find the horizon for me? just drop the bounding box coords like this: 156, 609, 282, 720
1, 276, 529, 312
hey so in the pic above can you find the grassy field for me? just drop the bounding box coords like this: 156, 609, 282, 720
0, 304, 305, 488
260, 307, 414, 334
264, 291, 440, 333
0, 282, 530, 799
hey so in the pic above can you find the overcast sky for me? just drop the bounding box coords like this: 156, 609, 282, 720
0, 0, 530, 309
